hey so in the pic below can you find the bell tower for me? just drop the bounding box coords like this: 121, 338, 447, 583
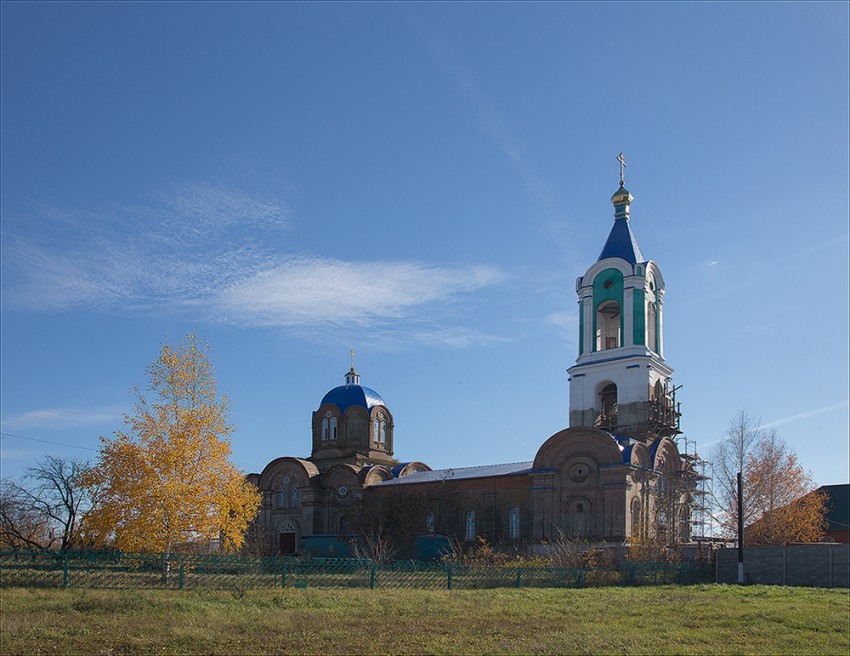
567, 155, 681, 442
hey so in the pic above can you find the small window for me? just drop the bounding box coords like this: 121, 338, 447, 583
290, 486, 299, 508
374, 413, 387, 445
464, 510, 476, 541
329, 416, 337, 440
425, 512, 435, 533
321, 418, 328, 441
647, 300, 657, 351
276, 489, 287, 509
507, 507, 520, 540
631, 498, 641, 538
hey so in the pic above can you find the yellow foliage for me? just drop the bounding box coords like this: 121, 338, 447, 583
82, 332, 260, 554
744, 433, 827, 546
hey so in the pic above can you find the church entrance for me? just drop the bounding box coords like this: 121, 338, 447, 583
279, 522, 296, 555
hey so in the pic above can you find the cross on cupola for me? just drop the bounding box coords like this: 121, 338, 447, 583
611, 152, 634, 220
345, 349, 361, 385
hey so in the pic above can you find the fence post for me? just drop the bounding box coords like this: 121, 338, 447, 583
829, 545, 834, 588
62, 553, 68, 589
179, 561, 185, 590
446, 564, 453, 590
370, 563, 376, 590
282, 559, 287, 589
516, 567, 522, 589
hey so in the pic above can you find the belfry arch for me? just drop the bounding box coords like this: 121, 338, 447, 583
596, 300, 621, 350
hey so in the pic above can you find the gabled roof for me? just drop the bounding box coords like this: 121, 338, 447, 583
598, 217, 644, 264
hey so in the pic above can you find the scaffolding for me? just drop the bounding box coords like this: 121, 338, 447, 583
676, 437, 710, 542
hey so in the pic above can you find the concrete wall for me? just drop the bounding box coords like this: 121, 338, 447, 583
716, 544, 849, 587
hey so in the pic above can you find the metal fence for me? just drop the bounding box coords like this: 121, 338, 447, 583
0, 549, 713, 591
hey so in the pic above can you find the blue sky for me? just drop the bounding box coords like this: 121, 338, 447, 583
2, 2, 848, 494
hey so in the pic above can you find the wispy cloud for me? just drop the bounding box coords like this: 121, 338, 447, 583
217, 257, 502, 327
0, 447, 41, 462
411, 326, 510, 349
546, 311, 577, 329
413, 21, 568, 242
2, 406, 125, 431
762, 400, 849, 429
683, 234, 849, 309
2, 184, 507, 348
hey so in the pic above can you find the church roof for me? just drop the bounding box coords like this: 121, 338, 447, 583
372, 461, 534, 486
598, 216, 644, 264
320, 384, 385, 413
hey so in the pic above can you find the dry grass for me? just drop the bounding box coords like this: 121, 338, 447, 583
1, 584, 848, 655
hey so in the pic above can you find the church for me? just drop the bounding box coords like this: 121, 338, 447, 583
249, 162, 693, 556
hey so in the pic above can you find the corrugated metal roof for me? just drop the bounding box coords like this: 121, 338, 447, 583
372, 461, 534, 486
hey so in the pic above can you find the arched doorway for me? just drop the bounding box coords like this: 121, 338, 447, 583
279, 522, 296, 555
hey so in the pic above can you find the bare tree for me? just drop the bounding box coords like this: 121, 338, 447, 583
710, 410, 761, 538
0, 455, 92, 550
745, 431, 826, 545
240, 520, 272, 558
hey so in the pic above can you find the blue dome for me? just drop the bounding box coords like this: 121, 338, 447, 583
320, 384, 385, 414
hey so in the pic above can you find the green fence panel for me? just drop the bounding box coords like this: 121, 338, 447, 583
1, 549, 712, 591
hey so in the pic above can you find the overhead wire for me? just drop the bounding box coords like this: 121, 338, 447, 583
0, 431, 99, 452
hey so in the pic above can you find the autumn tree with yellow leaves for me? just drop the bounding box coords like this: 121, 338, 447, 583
83, 333, 260, 554
711, 411, 826, 546
744, 432, 827, 546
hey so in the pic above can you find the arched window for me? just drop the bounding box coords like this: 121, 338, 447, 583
567, 499, 590, 538
507, 507, 520, 540
338, 515, 349, 534
630, 498, 641, 538
374, 413, 386, 444
464, 510, 476, 541
678, 506, 690, 543
276, 489, 287, 509
290, 486, 300, 508
321, 418, 329, 441
647, 299, 657, 352
657, 474, 667, 497
596, 300, 621, 350
596, 383, 618, 428
329, 416, 337, 440
425, 512, 435, 533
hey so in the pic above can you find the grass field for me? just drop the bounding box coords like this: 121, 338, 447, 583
1, 584, 848, 655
